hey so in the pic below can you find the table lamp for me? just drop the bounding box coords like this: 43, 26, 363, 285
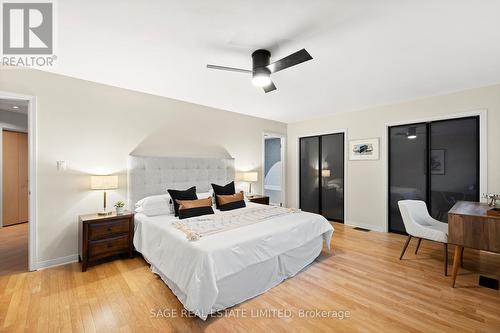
236, 172, 258, 194
91, 175, 118, 215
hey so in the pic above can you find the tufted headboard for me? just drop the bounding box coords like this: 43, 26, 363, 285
127, 155, 235, 208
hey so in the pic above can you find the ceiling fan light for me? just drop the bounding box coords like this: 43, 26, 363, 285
252, 68, 271, 87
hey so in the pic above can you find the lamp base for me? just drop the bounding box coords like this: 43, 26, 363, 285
97, 211, 113, 216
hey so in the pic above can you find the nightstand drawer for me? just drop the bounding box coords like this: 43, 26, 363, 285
88, 235, 129, 258
88, 219, 129, 240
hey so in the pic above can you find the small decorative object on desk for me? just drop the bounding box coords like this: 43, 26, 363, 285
482, 193, 500, 207
114, 201, 125, 214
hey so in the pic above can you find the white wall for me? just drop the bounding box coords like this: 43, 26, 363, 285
0, 69, 286, 266
287, 84, 500, 231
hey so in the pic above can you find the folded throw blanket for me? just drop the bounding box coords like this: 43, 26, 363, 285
175, 206, 301, 241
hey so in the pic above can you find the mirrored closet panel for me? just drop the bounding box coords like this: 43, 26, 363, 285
300, 133, 344, 222
388, 116, 479, 234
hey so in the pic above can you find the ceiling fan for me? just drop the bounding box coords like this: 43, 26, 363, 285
207, 48, 313, 93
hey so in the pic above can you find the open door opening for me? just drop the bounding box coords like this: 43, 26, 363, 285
0, 98, 29, 275
263, 133, 285, 206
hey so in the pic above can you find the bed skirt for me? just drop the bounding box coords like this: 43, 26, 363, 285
148, 235, 324, 319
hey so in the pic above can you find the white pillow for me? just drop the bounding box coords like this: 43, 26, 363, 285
135, 194, 172, 216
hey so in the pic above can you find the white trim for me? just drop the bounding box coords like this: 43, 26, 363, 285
345, 220, 385, 233
384, 109, 488, 232
35, 254, 78, 270
296, 128, 348, 223
0, 90, 37, 271
262, 131, 286, 206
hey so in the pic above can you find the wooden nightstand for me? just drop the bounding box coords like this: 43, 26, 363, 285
78, 211, 134, 272
247, 195, 270, 205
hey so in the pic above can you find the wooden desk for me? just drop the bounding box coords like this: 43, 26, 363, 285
448, 201, 500, 287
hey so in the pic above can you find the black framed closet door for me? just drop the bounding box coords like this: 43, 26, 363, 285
299, 136, 320, 214
388, 123, 428, 234
300, 133, 344, 222
429, 117, 479, 222
321, 133, 344, 222
389, 116, 480, 234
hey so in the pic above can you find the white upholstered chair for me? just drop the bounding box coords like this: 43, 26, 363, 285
397, 200, 449, 275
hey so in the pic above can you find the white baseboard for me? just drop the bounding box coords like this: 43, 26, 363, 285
35, 254, 79, 270
345, 221, 386, 233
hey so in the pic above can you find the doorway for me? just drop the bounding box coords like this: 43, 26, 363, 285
388, 116, 480, 234
0, 98, 30, 274
263, 133, 285, 206
299, 132, 345, 222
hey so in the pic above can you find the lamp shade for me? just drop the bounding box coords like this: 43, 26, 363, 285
236, 172, 258, 182
90, 175, 118, 190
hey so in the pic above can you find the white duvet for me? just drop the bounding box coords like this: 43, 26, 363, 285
133, 203, 333, 319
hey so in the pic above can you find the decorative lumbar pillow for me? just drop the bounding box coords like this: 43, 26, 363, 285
167, 186, 197, 216
176, 197, 214, 219
211, 181, 236, 208
217, 191, 246, 211
197, 192, 213, 206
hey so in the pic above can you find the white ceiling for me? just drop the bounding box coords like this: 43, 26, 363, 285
44, 0, 500, 123
0, 99, 29, 114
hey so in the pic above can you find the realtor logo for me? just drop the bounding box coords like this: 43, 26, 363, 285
2, 2, 53, 54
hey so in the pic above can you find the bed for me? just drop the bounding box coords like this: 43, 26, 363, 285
128, 155, 334, 319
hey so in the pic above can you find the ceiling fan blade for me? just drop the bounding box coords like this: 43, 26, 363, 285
263, 81, 277, 93
266, 49, 313, 74
206, 64, 252, 74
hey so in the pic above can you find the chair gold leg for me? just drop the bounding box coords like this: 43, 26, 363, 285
399, 235, 412, 260
443, 243, 448, 276
414, 238, 422, 254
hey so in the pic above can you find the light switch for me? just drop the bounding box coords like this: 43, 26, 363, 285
57, 161, 67, 171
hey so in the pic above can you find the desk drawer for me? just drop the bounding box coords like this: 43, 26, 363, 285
88, 235, 129, 258
88, 219, 129, 240
449, 213, 500, 252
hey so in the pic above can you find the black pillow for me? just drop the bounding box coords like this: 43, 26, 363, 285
219, 200, 246, 211
167, 186, 197, 216
179, 206, 214, 219
211, 181, 235, 208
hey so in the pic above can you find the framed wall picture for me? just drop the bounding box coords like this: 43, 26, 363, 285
349, 138, 379, 160
430, 149, 445, 174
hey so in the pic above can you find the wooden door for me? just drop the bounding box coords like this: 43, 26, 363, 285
3, 131, 19, 226
2, 131, 28, 226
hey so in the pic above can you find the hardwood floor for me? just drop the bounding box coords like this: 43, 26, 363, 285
1, 222, 499, 332
0, 222, 28, 276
